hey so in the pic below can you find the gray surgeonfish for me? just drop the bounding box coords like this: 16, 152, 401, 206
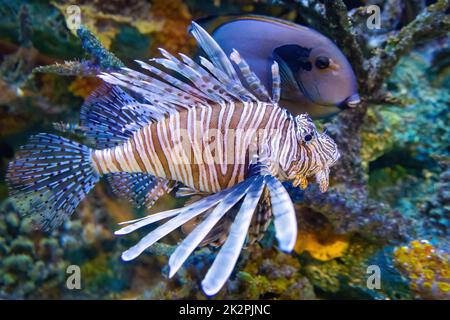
201, 15, 361, 118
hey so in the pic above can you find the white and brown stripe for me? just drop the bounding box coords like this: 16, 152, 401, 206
90, 101, 301, 193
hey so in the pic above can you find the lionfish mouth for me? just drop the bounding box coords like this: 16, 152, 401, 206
293, 167, 330, 193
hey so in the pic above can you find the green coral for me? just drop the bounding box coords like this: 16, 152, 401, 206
0, 201, 66, 298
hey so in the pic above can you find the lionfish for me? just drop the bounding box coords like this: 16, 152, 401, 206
6, 23, 340, 296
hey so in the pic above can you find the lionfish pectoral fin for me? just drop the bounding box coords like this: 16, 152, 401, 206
107, 173, 175, 209
168, 177, 256, 278
116, 177, 258, 261
265, 176, 297, 252
201, 176, 266, 296
175, 186, 210, 198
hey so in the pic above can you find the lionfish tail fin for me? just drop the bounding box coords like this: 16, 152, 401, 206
6, 133, 100, 230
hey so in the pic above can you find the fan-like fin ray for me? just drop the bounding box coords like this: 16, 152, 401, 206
266, 175, 297, 252
117, 176, 259, 260
201, 176, 265, 296
168, 178, 254, 277
189, 21, 240, 81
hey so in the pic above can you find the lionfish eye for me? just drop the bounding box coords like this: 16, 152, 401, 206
304, 134, 313, 142
315, 56, 330, 69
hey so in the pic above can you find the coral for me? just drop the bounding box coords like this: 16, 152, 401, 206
294, 208, 350, 261
303, 238, 412, 299
419, 157, 450, 239
68, 76, 103, 99
76, 26, 124, 69
394, 240, 450, 299
0, 200, 66, 298
52, 1, 163, 50
149, 0, 196, 55
295, 231, 349, 262
302, 238, 374, 295
233, 247, 316, 300
0, 185, 135, 299
33, 61, 103, 77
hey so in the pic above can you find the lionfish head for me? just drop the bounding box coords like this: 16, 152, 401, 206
291, 114, 340, 193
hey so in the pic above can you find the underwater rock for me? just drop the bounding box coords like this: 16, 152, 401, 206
294, 207, 350, 261
420, 156, 450, 240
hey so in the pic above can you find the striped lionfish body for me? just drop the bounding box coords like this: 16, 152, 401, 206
92, 100, 296, 193
6, 23, 340, 296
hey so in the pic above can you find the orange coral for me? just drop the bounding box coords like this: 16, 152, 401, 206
149, 0, 196, 55
294, 225, 349, 261
394, 240, 450, 299
68, 77, 103, 98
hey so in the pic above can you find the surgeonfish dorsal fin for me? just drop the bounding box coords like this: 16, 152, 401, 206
189, 21, 240, 82
106, 173, 176, 209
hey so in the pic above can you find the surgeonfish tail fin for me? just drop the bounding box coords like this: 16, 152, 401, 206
6, 133, 100, 231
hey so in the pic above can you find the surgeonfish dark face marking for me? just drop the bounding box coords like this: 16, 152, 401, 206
209, 15, 360, 118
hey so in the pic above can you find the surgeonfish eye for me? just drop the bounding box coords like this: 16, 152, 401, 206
315, 56, 330, 69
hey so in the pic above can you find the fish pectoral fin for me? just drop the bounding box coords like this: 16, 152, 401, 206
168, 177, 257, 278
117, 176, 258, 261
115, 157, 297, 296
201, 176, 266, 296
265, 176, 297, 252
175, 186, 210, 198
